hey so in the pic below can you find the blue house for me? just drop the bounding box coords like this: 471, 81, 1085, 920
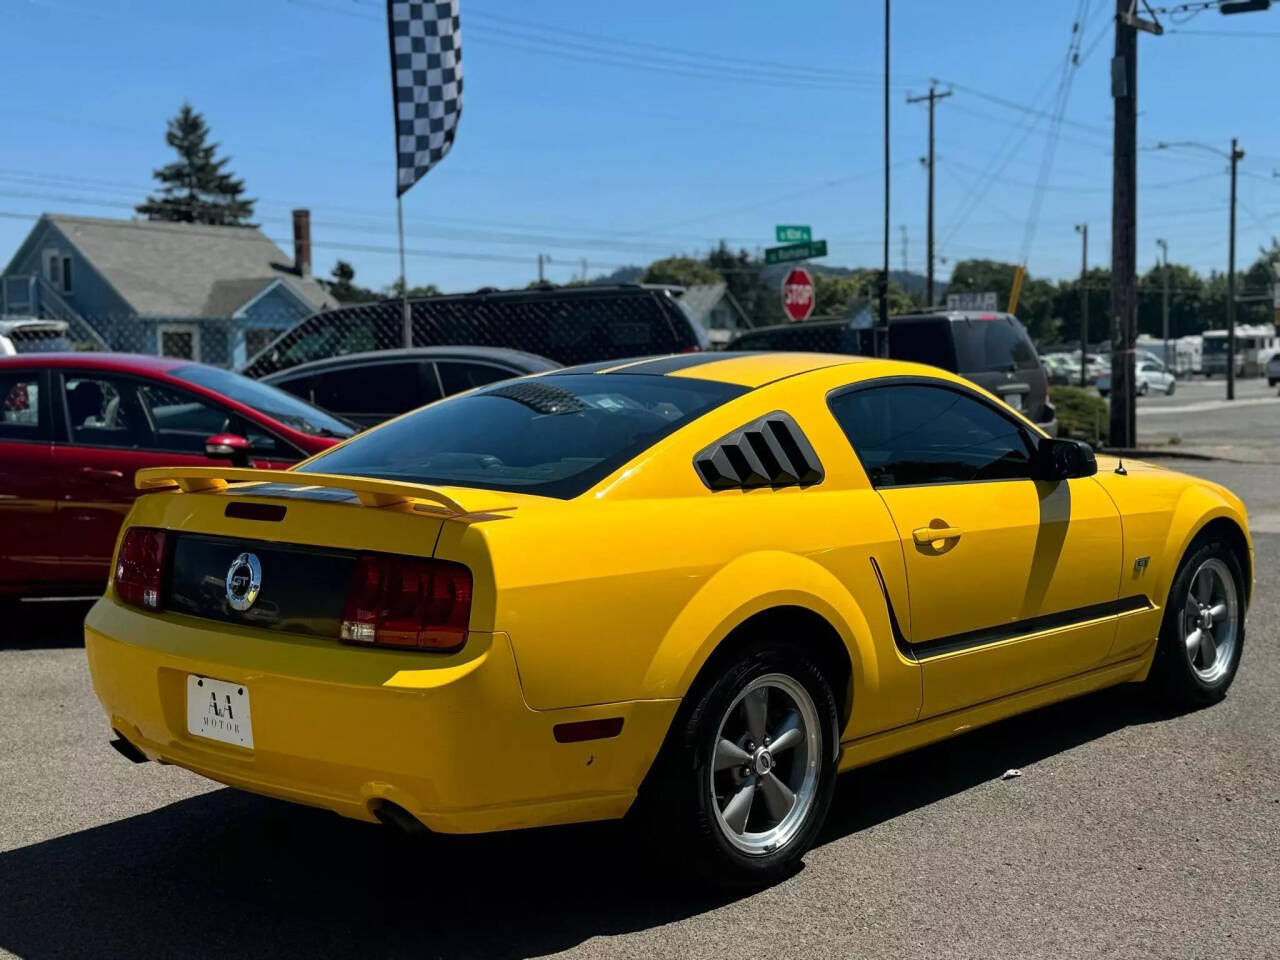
0, 211, 334, 368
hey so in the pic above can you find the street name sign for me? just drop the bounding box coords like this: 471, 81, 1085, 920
781, 267, 816, 322
775, 225, 812, 243
765, 239, 827, 265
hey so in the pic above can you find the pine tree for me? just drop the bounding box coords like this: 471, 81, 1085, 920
136, 103, 256, 226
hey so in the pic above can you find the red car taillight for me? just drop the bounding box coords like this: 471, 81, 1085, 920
114, 527, 168, 610
341, 555, 472, 652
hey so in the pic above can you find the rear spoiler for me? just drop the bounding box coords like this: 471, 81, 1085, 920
135, 467, 513, 520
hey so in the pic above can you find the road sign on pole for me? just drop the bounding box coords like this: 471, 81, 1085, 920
781, 268, 816, 322
765, 239, 828, 265
775, 225, 812, 243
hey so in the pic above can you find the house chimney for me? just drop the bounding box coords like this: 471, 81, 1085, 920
292, 209, 312, 277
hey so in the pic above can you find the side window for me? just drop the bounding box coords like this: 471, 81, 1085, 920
828, 383, 1036, 488
436, 361, 513, 395
312, 361, 430, 419
136, 383, 231, 454
63, 375, 151, 448
0, 371, 47, 441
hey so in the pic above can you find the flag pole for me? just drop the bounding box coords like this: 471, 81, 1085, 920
397, 194, 411, 348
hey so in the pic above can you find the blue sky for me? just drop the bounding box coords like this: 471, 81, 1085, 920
4, 0, 1279, 294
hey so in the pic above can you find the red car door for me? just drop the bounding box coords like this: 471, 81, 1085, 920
0, 368, 59, 593
51, 371, 301, 588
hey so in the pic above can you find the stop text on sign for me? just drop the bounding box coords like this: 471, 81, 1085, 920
781, 267, 815, 322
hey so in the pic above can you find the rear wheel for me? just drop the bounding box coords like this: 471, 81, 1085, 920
1149, 538, 1245, 708
638, 641, 838, 887
1166, 379, 1176, 395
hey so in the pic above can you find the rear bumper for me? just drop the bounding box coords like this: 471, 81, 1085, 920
84, 598, 677, 833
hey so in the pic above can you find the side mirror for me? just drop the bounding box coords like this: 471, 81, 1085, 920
205, 433, 251, 468
1035, 437, 1097, 481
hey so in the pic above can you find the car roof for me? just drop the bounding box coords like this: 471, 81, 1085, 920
259, 345, 559, 380
0, 351, 188, 374
0, 318, 69, 335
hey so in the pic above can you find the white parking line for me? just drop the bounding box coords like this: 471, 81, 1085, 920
1138, 396, 1280, 416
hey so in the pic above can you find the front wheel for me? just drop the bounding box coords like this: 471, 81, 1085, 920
1166, 379, 1176, 395
638, 642, 839, 886
1149, 537, 1246, 709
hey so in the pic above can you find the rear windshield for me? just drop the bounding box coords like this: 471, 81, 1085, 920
9, 328, 72, 353
953, 318, 1040, 372
299, 373, 747, 498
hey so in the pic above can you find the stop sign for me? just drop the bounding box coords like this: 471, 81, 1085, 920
781, 267, 815, 322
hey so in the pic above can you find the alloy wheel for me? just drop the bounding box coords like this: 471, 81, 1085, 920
1179, 557, 1239, 684
709, 673, 821, 856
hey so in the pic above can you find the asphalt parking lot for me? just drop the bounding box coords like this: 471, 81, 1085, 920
2, 458, 1277, 959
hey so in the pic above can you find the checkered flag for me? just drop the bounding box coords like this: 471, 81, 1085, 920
387, 0, 462, 196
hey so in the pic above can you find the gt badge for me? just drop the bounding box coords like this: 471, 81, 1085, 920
225, 552, 262, 612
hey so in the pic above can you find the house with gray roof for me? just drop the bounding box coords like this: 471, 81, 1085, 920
0, 210, 334, 367
675, 282, 751, 347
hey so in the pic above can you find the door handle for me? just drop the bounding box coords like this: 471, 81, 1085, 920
78, 467, 124, 479
913, 525, 962, 545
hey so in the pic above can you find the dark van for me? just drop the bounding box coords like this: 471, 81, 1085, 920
729, 311, 1055, 433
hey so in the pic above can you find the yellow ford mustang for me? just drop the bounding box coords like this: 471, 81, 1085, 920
85, 352, 1252, 884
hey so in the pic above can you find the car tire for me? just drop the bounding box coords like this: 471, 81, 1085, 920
1138, 381, 1149, 396
1148, 536, 1246, 710
1166, 380, 1176, 395
1268, 379, 1277, 388
636, 639, 839, 887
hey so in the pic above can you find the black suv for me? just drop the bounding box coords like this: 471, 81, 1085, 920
242, 285, 708, 379
728, 311, 1055, 432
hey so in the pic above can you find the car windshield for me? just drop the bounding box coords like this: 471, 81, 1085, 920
298, 373, 748, 498
170, 364, 355, 438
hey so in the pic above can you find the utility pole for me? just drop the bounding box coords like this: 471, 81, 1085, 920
1228, 137, 1244, 401
877, 0, 891, 357
537, 253, 551, 284
1157, 238, 1170, 371
899, 225, 908, 276
1076, 224, 1089, 387
1109, 0, 1139, 448
907, 84, 951, 307
580, 257, 588, 283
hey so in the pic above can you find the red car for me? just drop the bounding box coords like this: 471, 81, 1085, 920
0, 353, 354, 599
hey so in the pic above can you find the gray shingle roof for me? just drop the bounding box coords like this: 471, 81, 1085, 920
45, 215, 334, 318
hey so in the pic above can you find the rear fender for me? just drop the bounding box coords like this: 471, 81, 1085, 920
640, 550, 875, 710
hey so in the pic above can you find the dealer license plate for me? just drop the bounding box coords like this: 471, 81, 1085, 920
186, 675, 254, 749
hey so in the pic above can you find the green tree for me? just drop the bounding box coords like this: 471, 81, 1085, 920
387, 278, 441, 298
813, 270, 912, 317
641, 257, 723, 287
1137, 263, 1205, 338
947, 259, 1059, 343
325, 261, 379, 304
136, 103, 255, 225
1051, 267, 1111, 345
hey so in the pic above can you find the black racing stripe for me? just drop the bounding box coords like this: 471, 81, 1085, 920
607, 351, 766, 375
910, 595, 1154, 660
870, 556, 916, 662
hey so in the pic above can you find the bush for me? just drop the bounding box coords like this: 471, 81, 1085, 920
1050, 386, 1108, 444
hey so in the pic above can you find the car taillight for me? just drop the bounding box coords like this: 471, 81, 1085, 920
341, 554, 472, 652
114, 527, 168, 610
